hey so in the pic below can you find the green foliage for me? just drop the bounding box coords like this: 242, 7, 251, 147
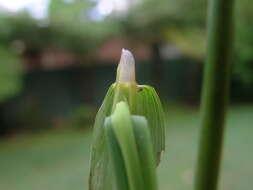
0, 1, 120, 55
0, 47, 23, 102
48, 0, 120, 53
49, 0, 94, 24
70, 105, 97, 129
163, 27, 206, 59
89, 51, 165, 190
0, 15, 104, 54
116, 0, 206, 44
89, 83, 165, 190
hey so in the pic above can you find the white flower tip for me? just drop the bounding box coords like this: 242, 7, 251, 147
121, 48, 135, 63
117, 48, 136, 83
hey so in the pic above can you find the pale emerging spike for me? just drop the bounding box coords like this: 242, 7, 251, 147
117, 49, 136, 83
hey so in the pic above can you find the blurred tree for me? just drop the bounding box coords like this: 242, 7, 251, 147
49, 0, 93, 24
119, 0, 253, 85
0, 1, 120, 57
112, 0, 207, 89
0, 0, 252, 88
48, 0, 121, 54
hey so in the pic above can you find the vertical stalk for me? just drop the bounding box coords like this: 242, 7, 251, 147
194, 0, 234, 190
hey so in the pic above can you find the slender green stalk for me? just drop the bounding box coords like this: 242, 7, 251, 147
194, 0, 235, 190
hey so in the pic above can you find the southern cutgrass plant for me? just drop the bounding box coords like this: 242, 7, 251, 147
89, 49, 165, 190
89, 0, 234, 185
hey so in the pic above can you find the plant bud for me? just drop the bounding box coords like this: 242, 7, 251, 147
89, 49, 165, 190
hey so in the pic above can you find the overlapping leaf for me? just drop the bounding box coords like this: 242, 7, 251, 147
105, 102, 158, 190
89, 84, 164, 190
136, 85, 165, 165
89, 84, 115, 190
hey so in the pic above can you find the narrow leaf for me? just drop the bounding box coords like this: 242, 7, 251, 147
89, 84, 115, 190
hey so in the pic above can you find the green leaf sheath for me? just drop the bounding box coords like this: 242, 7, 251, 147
105, 103, 158, 190
105, 118, 129, 190
111, 102, 144, 190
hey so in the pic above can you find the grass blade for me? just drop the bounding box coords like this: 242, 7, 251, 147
89, 84, 115, 190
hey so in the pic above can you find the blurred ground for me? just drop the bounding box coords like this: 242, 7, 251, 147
0, 104, 252, 190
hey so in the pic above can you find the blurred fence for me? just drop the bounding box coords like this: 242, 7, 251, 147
0, 59, 252, 135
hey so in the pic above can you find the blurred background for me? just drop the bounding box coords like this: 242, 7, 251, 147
0, 0, 252, 190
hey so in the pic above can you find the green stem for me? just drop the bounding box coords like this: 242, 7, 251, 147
194, 0, 235, 190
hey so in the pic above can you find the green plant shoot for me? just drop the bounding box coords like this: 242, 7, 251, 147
89, 49, 165, 190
